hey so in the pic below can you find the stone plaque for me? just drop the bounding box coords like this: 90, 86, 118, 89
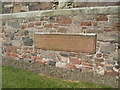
34, 33, 96, 53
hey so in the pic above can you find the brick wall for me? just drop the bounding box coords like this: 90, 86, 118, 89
1, 6, 120, 87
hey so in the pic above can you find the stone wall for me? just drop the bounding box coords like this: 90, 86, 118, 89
2, 2, 120, 13
1, 6, 120, 87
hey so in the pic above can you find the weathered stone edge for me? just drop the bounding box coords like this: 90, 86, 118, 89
0, 6, 119, 19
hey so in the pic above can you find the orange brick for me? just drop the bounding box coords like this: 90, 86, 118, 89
80, 22, 92, 26
66, 64, 76, 69
44, 24, 53, 28
70, 58, 81, 64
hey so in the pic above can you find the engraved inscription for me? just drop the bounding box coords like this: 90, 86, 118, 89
34, 34, 96, 53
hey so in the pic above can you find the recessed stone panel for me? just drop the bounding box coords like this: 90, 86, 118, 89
34, 33, 96, 53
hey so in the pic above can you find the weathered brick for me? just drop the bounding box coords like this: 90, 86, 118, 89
35, 61, 46, 64
5, 46, 17, 53
20, 25, 26, 29
27, 23, 34, 28
96, 53, 102, 57
96, 15, 108, 21
44, 24, 53, 28
114, 65, 120, 69
95, 58, 104, 62
9, 52, 19, 57
82, 27, 87, 29
56, 16, 72, 24
70, 58, 81, 64
66, 64, 76, 69
32, 56, 42, 60
34, 21, 41, 26
58, 27, 67, 33
80, 22, 92, 26
81, 62, 93, 67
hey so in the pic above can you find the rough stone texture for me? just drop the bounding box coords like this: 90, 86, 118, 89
100, 43, 116, 54
1, 6, 119, 88
22, 37, 33, 46
97, 32, 118, 42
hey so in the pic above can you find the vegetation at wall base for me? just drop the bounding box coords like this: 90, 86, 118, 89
2, 66, 111, 88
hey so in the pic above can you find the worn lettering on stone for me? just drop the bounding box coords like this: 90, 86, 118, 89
34, 34, 96, 53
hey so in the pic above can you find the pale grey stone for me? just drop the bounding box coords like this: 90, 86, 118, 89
100, 43, 116, 53
97, 32, 118, 42
11, 40, 21, 47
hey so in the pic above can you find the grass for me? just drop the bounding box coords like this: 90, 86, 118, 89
2, 66, 111, 88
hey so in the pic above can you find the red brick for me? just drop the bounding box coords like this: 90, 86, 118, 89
6, 46, 17, 53
66, 64, 76, 69
80, 22, 92, 26
20, 25, 26, 29
35, 60, 46, 64
96, 53, 102, 57
56, 16, 72, 24
32, 56, 42, 60
44, 24, 53, 28
58, 27, 67, 33
34, 21, 41, 26
70, 58, 81, 64
9, 52, 19, 57
105, 70, 118, 76
82, 27, 87, 29
96, 15, 108, 21
96, 64, 104, 67
27, 23, 34, 28
114, 65, 120, 69
81, 62, 93, 67
95, 58, 104, 62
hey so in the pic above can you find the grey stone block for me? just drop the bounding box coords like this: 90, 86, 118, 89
100, 44, 116, 54
97, 32, 118, 42
48, 61, 56, 66
11, 40, 21, 47
22, 37, 33, 46
7, 21, 20, 28
3, 43, 12, 46
60, 53, 69, 57
113, 51, 119, 61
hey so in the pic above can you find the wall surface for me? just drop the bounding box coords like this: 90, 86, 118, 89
1, 6, 120, 87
